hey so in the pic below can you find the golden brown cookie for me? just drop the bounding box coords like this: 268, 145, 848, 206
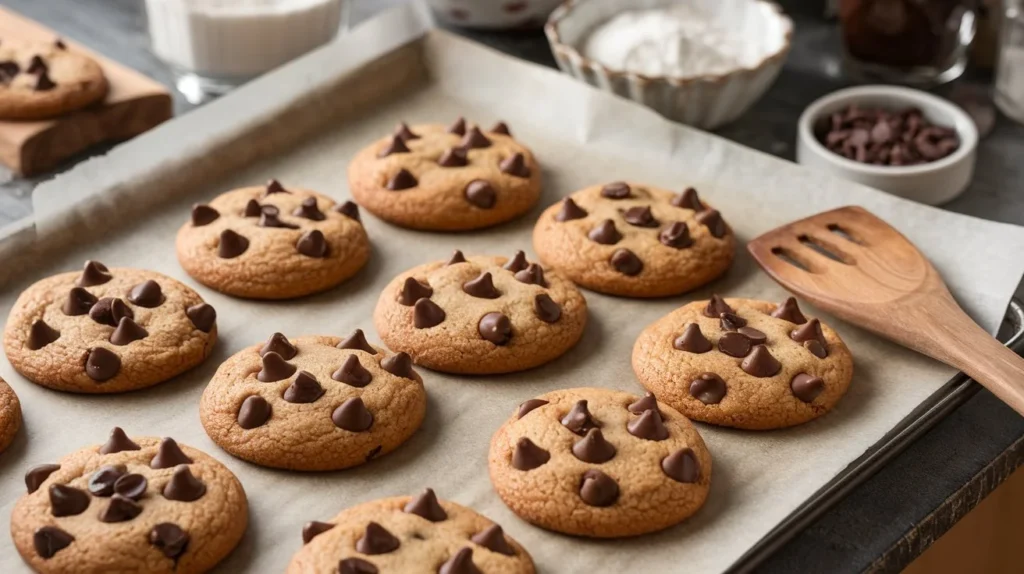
199, 331, 427, 471
488, 387, 711, 538
0, 38, 108, 120
12, 428, 247, 574
3, 261, 217, 393
374, 251, 587, 375
287, 488, 535, 573
348, 119, 541, 231
632, 296, 854, 429
0, 377, 22, 453
176, 180, 369, 299
533, 183, 735, 297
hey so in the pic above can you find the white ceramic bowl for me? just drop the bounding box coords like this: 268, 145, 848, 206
545, 0, 792, 129
797, 86, 979, 206
428, 0, 563, 28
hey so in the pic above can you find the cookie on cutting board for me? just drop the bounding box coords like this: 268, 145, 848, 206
0, 38, 108, 120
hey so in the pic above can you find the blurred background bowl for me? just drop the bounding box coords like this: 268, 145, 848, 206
427, 0, 564, 29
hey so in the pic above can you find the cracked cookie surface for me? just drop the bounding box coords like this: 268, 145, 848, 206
348, 119, 541, 231
632, 297, 854, 430
533, 183, 735, 297
199, 332, 427, 471
0, 38, 108, 120
374, 251, 587, 375
3, 261, 217, 393
11, 429, 247, 574
176, 180, 369, 299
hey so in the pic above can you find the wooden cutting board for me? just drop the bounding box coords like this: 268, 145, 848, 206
0, 6, 172, 176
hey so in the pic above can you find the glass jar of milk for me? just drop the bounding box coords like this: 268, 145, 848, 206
145, 0, 347, 104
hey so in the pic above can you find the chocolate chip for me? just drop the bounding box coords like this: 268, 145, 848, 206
88, 464, 126, 496
561, 400, 597, 435
63, 287, 97, 315
703, 295, 733, 318
191, 204, 219, 226
438, 147, 468, 167
478, 312, 512, 345
332, 355, 372, 387
284, 371, 325, 403
293, 197, 326, 221
237, 396, 272, 429
772, 297, 808, 324
622, 206, 658, 227
34, 526, 74, 559
718, 332, 752, 358
378, 135, 410, 158
511, 437, 549, 470
218, 230, 249, 258
791, 373, 825, 402
490, 121, 511, 135
588, 219, 621, 244
127, 280, 164, 308
601, 182, 631, 199
460, 126, 491, 149
517, 398, 548, 419
259, 205, 299, 229
514, 263, 547, 287
672, 187, 703, 210
258, 351, 296, 382
696, 209, 727, 238
439, 547, 481, 574
572, 428, 616, 463
265, 179, 288, 195
446, 250, 467, 265
465, 180, 497, 209
659, 221, 693, 248
113, 473, 148, 500
27, 55, 47, 74
499, 252, 526, 274
579, 470, 619, 506
0, 61, 19, 80
77, 260, 112, 287
471, 524, 514, 555
85, 347, 120, 381
662, 448, 700, 483
150, 437, 193, 469
627, 392, 660, 415
736, 328, 767, 346
627, 409, 668, 441
340, 558, 379, 574
260, 333, 297, 360
110, 317, 148, 346
791, 318, 826, 347
356, 522, 400, 555
673, 323, 711, 353
27, 320, 59, 350
555, 198, 587, 221
403, 488, 448, 522
499, 153, 530, 178
49, 484, 90, 516
335, 200, 361, 221
381, 352, 416, 379
414, 298, 446, 328
97, 496, 140, 524
35, 71, 55, 91
89, 297, 133, 327
819, 104, 960, 166
394, 122, 419, 141
26, 464, 61, 494
302, 521, 335, 544
463, 272, 500, 298
741, 345, 782, 377
296, 230, 329, 258
186, 303, 216, 333
805, 340, 828, 358
386, 169, 418, 191
720, 312, 747, 331
534, 294, 561, 323
690, 373, 727, 404
333, 398, 374, 431
243, 199, 262, 217
99, 427, 140, 454
150, 523, 189, 559
338, 329, 377, 354
55, 38, 67, 49
448, 117, 467, 136
610, 248, 643, 276
163, 465, 206, 502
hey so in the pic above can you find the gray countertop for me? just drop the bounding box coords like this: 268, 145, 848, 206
3, 0, 1023, 572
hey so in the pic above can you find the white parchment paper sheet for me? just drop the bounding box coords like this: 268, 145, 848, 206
2, 3, 1024, 572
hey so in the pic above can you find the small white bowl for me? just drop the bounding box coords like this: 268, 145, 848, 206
545, 0, 792, 129
797, 86, 978, 205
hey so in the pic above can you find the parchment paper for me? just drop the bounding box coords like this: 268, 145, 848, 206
3, 3, 1024, 572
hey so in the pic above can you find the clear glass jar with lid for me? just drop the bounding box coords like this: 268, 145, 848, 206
996, 0, 1024, 123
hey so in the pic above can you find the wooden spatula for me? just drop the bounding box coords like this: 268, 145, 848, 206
748, 205, 1024, 418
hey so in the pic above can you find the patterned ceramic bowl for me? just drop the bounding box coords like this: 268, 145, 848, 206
428, 0, 564, 28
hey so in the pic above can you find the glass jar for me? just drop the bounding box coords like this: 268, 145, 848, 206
996, 0, 1024, 123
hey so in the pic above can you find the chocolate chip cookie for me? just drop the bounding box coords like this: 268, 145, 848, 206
12, 428, 247, 573
176, 180, 369, 299
374, 251, 587, 374
0, 377, 22, 453
533, 183, 735, 297
489, 388, 711, 538
199, 331, 427, 470
348, 119, 541, 231
287, 488, 536, 573
632, 297, 854, 430
3, 261, 217, 393
0, 38, 108, 120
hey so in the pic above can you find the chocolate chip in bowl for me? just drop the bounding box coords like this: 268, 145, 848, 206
815, 104, 960, 166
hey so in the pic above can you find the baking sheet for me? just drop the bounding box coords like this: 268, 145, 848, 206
4, 3, 1024, 572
